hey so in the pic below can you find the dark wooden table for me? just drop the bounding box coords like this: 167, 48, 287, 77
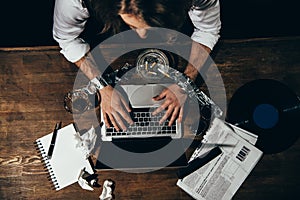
0, 36, 300, 199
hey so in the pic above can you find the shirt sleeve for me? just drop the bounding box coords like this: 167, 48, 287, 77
53, 0, 90, 63
188, 0, 221, 50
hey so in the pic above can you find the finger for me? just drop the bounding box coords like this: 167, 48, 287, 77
152, 90, 166, 101
118, 106, 134, 125
120, 96, 132, 113
177, 107, 184, 123
107, 113, 120, 132
111, 111, 127, 131
103, 113, 111, 128
152, 100, 170, 115
168, 107, 180, 126
159, 105, 174, 124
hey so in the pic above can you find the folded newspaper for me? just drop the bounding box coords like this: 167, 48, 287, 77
177, 118, 263, 200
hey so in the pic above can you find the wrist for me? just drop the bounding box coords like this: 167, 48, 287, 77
92, 76, 109, 89
184, 64, 198, 81
184, 64, 205, 87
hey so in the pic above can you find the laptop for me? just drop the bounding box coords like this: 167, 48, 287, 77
100, 84, 183, 141
95, 83, 188, 170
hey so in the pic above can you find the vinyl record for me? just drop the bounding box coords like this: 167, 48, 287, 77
226, 79, 300, 154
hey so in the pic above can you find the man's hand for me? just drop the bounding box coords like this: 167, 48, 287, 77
152, 84, 187, 126
99, 85, 134, 131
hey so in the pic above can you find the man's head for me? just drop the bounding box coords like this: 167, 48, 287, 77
92, 0, 191, 37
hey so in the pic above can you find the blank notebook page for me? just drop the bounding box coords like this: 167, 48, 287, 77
36, 124, 93, 190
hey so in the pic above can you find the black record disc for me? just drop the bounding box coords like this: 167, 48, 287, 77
226, 79, 300, 154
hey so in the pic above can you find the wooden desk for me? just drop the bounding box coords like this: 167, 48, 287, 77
0, 37, 300, 199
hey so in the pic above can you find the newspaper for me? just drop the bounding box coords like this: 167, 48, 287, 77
177, 118, 263, 200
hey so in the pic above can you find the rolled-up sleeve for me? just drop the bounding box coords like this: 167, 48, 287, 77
188, 0, 221, 50
53, 0, 90, 62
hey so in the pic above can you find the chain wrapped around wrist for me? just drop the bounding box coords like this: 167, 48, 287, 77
157, 66, 223, 118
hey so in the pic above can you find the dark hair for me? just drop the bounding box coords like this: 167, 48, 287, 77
91, 0, 192, 34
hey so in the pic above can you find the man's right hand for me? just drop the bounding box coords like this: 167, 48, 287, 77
99, 85, 134, 131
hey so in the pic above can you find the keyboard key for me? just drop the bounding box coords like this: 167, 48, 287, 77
106, 127, 114, 133
105, 108, 179, 138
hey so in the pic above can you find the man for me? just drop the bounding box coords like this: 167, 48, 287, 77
53, 0, 221, 131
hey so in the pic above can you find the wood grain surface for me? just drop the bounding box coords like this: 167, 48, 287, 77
0, 37, 299, 200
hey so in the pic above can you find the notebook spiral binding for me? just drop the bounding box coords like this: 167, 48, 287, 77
35, 140, 60, 190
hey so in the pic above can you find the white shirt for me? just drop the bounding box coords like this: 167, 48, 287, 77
53, 0, 221, 63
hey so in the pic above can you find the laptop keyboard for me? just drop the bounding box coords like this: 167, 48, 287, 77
105, 108, 177, 137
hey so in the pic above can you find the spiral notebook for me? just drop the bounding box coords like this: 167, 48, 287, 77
35, 123, 94, 190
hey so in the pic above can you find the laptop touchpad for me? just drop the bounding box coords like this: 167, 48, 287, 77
121, 84, 169, 108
